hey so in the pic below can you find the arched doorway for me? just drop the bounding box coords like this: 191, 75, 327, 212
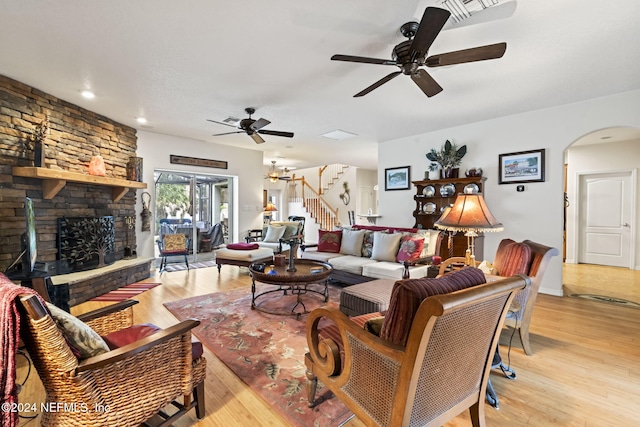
563, 126, 640, 299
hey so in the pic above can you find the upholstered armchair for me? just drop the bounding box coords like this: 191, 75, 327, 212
245, 216, 305, 254
305, 270, 529, 427
491, 239, 559, 355
15, 291, 206, 427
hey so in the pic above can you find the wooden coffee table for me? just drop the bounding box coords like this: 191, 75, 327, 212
249, 259, 333, 319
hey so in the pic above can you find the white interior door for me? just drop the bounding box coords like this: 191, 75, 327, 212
579, 171, 634, 267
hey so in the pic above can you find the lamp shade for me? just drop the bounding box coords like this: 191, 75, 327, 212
264, 202, 278, 212
434, 193, 503, 233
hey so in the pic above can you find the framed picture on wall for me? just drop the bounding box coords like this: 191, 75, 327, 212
499, 149, 546, 184
384, 166, 411, 190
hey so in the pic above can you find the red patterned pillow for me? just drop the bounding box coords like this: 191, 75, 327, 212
317, 229, 342, 253
396, 235, 425, 262
494, 242, 532, 277
227, 242, 260, 250
380, 267, 486, 346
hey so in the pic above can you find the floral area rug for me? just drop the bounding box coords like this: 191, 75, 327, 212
163, 284, 353, 427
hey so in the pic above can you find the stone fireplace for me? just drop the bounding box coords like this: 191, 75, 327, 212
0, 75, 151, 308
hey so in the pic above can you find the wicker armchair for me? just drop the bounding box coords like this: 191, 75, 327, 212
305, 275, 529, 427
17, 295, 206, 427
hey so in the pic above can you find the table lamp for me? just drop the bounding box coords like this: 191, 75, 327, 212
434, 193, 503, 264
264, 202, 277, 224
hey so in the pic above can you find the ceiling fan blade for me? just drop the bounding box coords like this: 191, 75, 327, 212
331, 54, 397, 66
354, 71, 402, 97
411, 69, 443, 97
250, 132, 265, 144
258, 129, 294, 138
409, 7, 451, 61
250, 118, 271, 131
212, 131, 243, 136
426, 42, 507, 67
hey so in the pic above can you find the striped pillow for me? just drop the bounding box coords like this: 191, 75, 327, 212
379, 267, 486, 346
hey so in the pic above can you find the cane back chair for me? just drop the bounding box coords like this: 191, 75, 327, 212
305, 275, 529, 427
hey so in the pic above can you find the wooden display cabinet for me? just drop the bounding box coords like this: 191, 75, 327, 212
412, 177, 487, 260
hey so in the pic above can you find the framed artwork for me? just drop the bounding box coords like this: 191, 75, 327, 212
385, 166, 411, 190
499, 149, 546, 184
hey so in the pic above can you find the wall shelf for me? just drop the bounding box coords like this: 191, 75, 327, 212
12, 167, 147, 202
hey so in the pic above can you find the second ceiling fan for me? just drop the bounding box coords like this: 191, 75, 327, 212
331, 7, 507, 98
208, 108, 294, 144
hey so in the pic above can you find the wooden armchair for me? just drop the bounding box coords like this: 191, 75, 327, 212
493, 239, 559, 355
157, 233, 191, 273
305, 275, 529, 427
17, 294, 206, 427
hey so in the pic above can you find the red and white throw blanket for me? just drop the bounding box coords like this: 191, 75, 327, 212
0, 273, 39, 427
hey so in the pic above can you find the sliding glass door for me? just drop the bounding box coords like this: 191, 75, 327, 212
154, 170, 232, 264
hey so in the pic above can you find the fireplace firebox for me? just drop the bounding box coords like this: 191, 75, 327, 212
57, 216, 116, 273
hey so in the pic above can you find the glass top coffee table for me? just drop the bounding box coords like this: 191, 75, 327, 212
249, 259, 333, 319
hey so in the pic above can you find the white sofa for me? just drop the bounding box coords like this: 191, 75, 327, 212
301, 226, 441, 283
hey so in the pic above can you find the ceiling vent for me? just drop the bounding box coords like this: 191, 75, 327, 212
439, 0, 504, 23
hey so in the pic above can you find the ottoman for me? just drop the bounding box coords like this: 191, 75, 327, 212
215, 247, 274, 272
339, 278, 396, 317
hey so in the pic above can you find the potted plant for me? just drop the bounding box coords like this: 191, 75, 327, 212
426, 140, 467, 178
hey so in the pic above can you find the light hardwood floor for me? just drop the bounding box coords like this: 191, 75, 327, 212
17, 263, 640, 426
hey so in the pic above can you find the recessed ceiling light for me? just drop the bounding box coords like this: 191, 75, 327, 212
81, 90, 95, 99
321, 129, 358, 140
136, 117, 148, 124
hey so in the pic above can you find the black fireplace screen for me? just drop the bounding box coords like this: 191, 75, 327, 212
57, 216, 116, 272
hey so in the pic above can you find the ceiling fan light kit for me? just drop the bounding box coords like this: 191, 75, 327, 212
332, 6, 507, 98
208, 107, 294, 144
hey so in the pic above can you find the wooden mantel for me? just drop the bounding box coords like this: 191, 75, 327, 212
12, 167, 147, 202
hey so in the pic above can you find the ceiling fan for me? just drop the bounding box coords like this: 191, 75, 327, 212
331, 7, 507, 98
207, 107, 294, 144
265, 161, 293, 183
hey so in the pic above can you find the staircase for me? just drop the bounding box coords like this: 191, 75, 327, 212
288, 176, 340, 230
319, 164, 349, 195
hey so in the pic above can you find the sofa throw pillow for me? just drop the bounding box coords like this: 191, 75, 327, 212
282, 224, 300, 240
396, 235, 425, 262
494, 241, 532, 277
360, 230, 375, 257
379, 267, 486, 346
371, 231, 403, 262
46, 302, 110, 359
263, 225, 286, 243
340, 229, 366, 256
364, 316, 385, 336
318, 229, 342, 253
411, 230, 435, 258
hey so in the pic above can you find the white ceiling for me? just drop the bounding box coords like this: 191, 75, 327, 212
1, 0, 639, 170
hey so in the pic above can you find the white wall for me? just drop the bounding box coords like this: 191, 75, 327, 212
565, 138, 640, 268
378, 89, 640, 296
135, 131, 264, 260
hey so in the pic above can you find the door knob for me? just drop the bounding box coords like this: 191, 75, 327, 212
622, 223, 630, 227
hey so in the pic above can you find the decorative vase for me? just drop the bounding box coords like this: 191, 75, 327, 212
33, 140, 45, 167
127, 157, 143, 182
441, 167, 459, 179
428, 168, 440, 180
465, 167, 483, 177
